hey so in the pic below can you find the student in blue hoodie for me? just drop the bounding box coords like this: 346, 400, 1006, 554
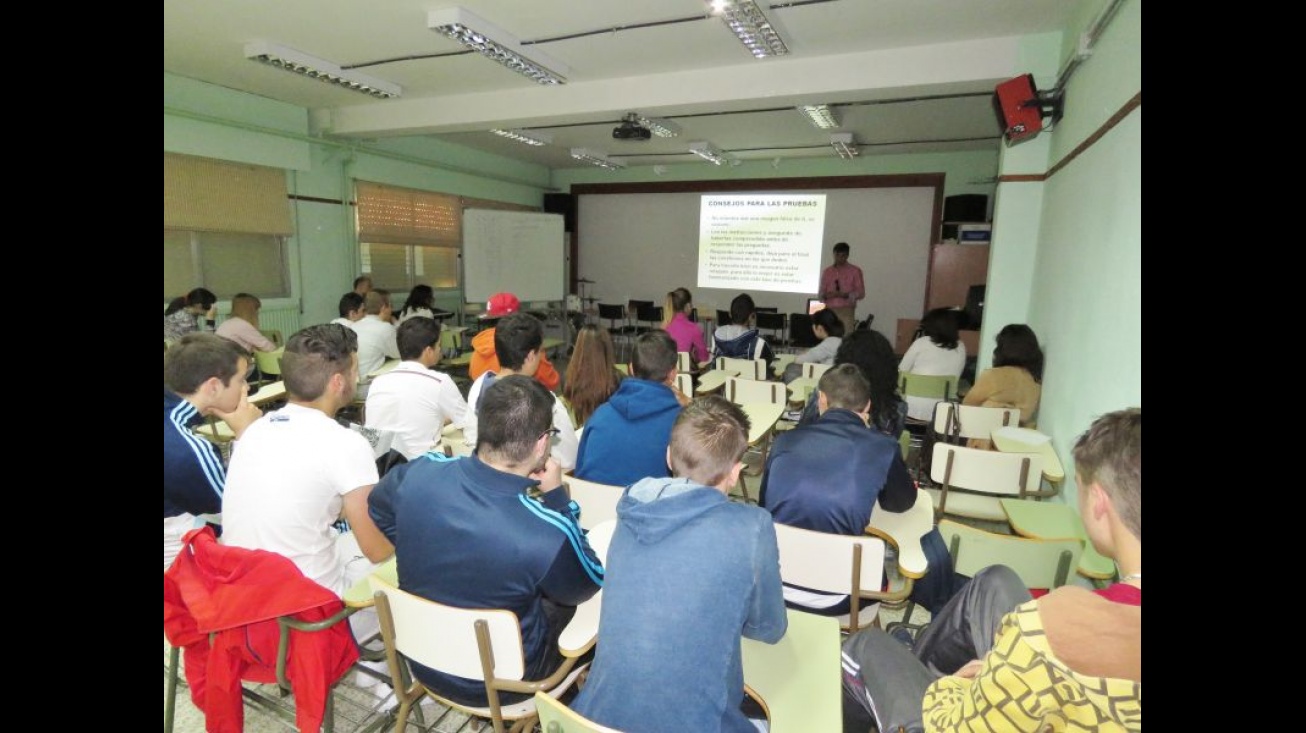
574, 329, 688, 486
572, 395, 788, 733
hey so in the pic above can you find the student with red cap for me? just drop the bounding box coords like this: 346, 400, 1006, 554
469, 292, 561, 391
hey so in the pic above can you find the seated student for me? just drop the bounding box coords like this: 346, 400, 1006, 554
221, 323, 394, 639
571, 395, 787, 733
963, 323, 1044, 429
759, 364, 916, 614
353, 289, 400, 376
163, 333, 262, 570
898, 307, 967, 422
395, 284, 441, 325
330, 292, 365, 329
712, 292, 776, 367
352, 274, 373, 298
661, 287, 710, 368
574, 330, 684, 486
841, 408, 1142, 733
795, 330, 908, 439
781, 306, 845, 383
365, 316, 469, 460
469, 292, 561, 392
561, 324, 624, 429
462, 312, 578, 470
715, 291, 773, 368
164, 287, 218, 342
215, 292, 277, 354
368, 375, 603, 708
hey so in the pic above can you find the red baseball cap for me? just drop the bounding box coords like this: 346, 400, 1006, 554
482, 292, 520, 319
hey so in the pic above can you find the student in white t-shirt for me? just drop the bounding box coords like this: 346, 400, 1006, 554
221, 323, 394, 638
365, 316, 468, 460
462, 313, 578, 470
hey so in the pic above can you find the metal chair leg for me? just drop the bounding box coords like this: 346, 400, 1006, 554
165, 643, 181, 733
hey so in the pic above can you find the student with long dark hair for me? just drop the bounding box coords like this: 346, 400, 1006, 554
164, 287, 218, 342
396, 284, 438, 324
963, 324, 1044, 427
898, 308, 967, 421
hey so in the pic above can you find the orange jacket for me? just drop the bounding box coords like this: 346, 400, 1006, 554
469, 327, 560, 391
163, 527, 359, 733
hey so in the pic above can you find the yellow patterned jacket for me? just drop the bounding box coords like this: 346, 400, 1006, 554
923, 585, 1141, 732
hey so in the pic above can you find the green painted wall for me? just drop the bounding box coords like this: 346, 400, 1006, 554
987, 0, 1141, 506
164, 71, 552, 326
165, 0, 1143, 497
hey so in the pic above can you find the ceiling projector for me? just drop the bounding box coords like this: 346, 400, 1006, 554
613, 113, 652, 141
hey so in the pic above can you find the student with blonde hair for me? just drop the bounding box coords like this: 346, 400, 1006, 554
661, 287, 709, 367
572, 395, 786, 732
215, 293, 277, 354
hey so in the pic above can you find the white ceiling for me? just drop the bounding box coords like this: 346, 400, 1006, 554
163, 0, 1079, 170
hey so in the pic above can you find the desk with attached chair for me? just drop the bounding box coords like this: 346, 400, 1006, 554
741, 609, 843, 733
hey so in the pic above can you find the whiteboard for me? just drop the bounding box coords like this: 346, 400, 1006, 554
462, 209, 566, 304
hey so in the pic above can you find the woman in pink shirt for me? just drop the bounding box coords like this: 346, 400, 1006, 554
661, 287, 710, 368
215, 293, 277, 354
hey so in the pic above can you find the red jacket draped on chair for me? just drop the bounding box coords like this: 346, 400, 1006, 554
163, 527, 359, 733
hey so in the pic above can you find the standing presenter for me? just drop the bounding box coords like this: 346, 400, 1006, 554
820, 241, 865, 333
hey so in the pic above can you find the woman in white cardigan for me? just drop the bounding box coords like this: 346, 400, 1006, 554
898, 307, 966, 421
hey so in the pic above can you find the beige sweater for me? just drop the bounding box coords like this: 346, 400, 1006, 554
963, 366, 1041, 427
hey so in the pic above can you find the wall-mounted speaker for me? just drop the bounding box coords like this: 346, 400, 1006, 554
543, 193, 576, 232
992, 74, 1044, 146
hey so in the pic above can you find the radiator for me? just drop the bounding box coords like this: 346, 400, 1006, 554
257, 306, 301, 339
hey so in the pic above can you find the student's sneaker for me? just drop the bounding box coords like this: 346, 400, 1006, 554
353, 659, 392, 692
888, 626, 916, 652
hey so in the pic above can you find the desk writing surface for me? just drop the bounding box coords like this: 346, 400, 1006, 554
786, 376, 817, 405
866, 490, 934, 578
741, 609, 842, 733
991, 426, 1065, 482
367, 359, 400, 379
696, 369, 739, 394
741, 402, 784, 444
346, 556, 397, 608
249, 380, 286, 406
557, 520, 614, 657
1000, 499, 1116, 580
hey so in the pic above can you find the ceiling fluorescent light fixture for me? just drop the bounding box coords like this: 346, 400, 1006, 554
428, 7, 569, 85
635, 115, 681, 138
243, 41, 402, 98
830, 133, 859, 159
712, 0, 789, 58
491, 129, 552, 146
797, 104, 839, 129
570, 148, 625, 170
689, 141, 728, 166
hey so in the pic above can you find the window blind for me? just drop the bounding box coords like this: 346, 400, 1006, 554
164, 153, 293, 235
356, 181, 461, 247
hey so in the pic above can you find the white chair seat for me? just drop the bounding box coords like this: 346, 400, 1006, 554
923, 489, 1009, 522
